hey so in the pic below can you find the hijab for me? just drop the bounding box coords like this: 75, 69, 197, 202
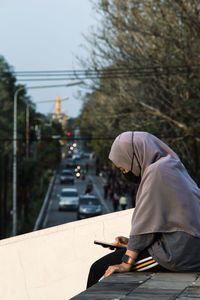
109, 131, 200, 238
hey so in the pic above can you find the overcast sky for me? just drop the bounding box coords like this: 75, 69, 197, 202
0, 0, 97, 118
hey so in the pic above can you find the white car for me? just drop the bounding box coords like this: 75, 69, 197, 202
72, 153, 81, 160
58, 188, 79, 211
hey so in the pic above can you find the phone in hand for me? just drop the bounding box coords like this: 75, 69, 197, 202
94, 240, 124, 250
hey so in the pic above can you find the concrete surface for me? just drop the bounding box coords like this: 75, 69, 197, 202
71, 272, 200, 299
0, 209, 133, 300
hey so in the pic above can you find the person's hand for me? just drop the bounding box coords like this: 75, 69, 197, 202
104, 263, 131, 278
114, 236, 129, 248
100, 236, 129, 251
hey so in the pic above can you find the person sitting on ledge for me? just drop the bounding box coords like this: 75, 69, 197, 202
87, 131, 200, 288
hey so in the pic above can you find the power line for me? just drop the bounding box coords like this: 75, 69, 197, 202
14, 65, 200, 73
1, 134, 197, 142
0, 137, 115, 141
14, 65, 200, 82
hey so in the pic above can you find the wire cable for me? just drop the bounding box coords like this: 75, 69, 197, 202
13, 65, 200, 82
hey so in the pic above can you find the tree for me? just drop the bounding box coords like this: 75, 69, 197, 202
0, 56, 63, 236
79, 0, 200, 182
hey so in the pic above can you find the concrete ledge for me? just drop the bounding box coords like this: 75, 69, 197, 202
71, 272, 200, 300
0, 209, 134, 300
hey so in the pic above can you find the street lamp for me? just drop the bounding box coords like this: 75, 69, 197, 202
12, 81, 83, 236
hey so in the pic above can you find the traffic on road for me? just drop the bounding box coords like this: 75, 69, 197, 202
41, 147, 110, 229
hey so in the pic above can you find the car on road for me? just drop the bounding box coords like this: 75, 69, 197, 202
60, 169, 74, 184
65, 158, 77, 169
72, 153, 81, 160
77, 195, 102, 220
58, 188, 79, 211
83, 152, 92, 159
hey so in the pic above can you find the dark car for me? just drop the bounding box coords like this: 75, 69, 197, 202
65, 158, 77, 169
77, 195, 102, 220
60, 169, 74, 184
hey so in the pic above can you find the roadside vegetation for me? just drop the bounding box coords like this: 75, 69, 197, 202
0, 56, 62, 238
78, 0, 200, 184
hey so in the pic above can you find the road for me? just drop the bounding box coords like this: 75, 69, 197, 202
42, 157, 113, 229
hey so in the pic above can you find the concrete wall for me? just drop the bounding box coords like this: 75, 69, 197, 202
0, 209, 134, 300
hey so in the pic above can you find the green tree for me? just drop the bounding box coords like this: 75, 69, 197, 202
79, 0, 200, 182
0, 56, 63, 236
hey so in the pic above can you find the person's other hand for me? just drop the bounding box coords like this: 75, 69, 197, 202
114, 236, 128, 248
100, 236, 129, 251
104, 263, 131, 278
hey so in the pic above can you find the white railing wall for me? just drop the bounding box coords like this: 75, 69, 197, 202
0, 209, 134, 300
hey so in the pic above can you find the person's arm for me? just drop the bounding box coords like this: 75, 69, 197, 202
104, 233, 156, 277
104, 249, 138, 277
127, 234, 156, 251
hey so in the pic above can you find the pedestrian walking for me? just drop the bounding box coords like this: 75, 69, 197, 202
111, 193, 119, 211
103, 181, 109, 199
119, 194, 128, 210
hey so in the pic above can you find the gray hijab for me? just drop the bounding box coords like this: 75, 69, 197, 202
109, 131, 200, 238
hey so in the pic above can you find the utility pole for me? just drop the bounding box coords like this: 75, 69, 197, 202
12, 81, 83, 236
26, 104, 30, 159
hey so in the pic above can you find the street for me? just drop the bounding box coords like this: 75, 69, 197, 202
42, 156, 112, 229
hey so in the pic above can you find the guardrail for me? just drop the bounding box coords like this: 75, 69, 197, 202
33, 170, 56, 231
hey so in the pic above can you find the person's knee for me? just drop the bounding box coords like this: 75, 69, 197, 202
87, 260, 105, 288
90, 259, 103, 274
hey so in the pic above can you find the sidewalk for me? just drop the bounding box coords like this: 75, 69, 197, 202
84, 158, 112, 213
87, 158, 132, 214
88, 173, 114, 213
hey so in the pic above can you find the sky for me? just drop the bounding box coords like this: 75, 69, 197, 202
0, 0, 97, 118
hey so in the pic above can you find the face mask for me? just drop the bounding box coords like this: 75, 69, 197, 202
123, 171, 141, 184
